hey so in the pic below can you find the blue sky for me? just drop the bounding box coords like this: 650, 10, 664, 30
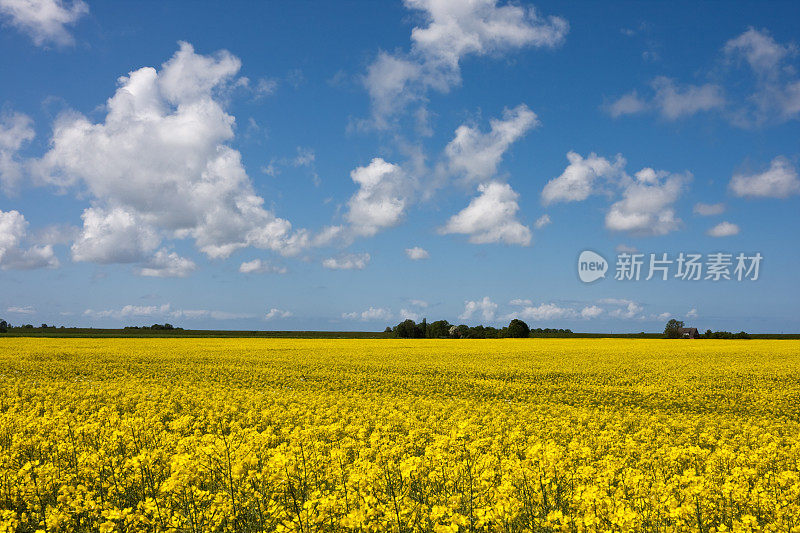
0, 0, 798, 332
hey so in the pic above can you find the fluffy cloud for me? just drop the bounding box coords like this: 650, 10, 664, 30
509, 298, 532, 306
541, 151, 625, 205
0, 209, 59, 270
459, 296, 497, 321
6, 305, 35, 314
729, 156, 800, 198
606, 91, 647, 118
363, 53, 424, 129
136, 249, 197, 278
345, 158, 410, 237
533, 214, 551, 229
70, 207, 160, 264
544, 152, 689, 236
514, 303, 576, 321
606, 78, 724, 120
322, 253, 370, 270
444, 104, 538, 184
0, 0, 88, 46
693, 202, 725, 216
84, 303, 255, 321
399, 308, 421, 322
342, 306, 392, 321
610, 29, 800, 127
405, 246, 429, 260
239, 259, 288, 274
722, 28, 800, 125
343, 106, 536, 245
650, 77, 725, 120
84, 304, 172, 319
607, 300, 643, 319
605, 169, 688, 236
580, 305, 603, 319
35, 42, 319, 269
364, 0, 567, 126
724, 27, 792, 76
0, 111, 35, 193
264, 308, 292, 320
170, 309, 255, 320
707, 221, 740, 237
687, 308, 698, 319
440, 181, 531, 245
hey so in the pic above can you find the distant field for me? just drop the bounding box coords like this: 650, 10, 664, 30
2, 327, 797, 338
0, 328, 395, 338
1, 338, 799, 532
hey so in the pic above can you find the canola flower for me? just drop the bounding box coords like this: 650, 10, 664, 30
0, 338, 799, 532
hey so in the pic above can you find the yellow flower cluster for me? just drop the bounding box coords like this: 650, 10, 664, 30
0, 338, 799, 532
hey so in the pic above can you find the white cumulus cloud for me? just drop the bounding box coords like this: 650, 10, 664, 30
707, 221, 740, 237
729, 156, 800, 198
580, 305, 603, 319
459, 296, 498, 321
405, 246, 430, 260
6, 305, 35, 314
399, 308, 421, 322
342, 306, 393, 322
650, 77, 725, 120
136, 249, 197, 278
0, 0, 88, 46
606, 78, 724, 120
264, 308, 292, 320
533, 214, 551, 229
0, 111, 35, 193
35, 42, 321, 268
322, 253, 370, 270
541, 151, 625, 205
514, 302, 576, 321
693, 202, 725, 216
239, 259, 288, 274
0, 209, 59, 270
363, 0, 568, 127
345, 158, 410, 237
444, 104, 538, 185
440, 181, 531, 245
605, 169, 689, 236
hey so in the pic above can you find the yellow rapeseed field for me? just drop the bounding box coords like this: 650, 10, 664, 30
1, 338, 799, 532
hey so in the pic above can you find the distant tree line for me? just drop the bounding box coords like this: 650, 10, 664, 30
0, 320, 184, 333
124, 324, 183, 331
388, 318, 574, 339
664, 319, 750, 339
0, 320, 65, 332
702, 329, 751, 339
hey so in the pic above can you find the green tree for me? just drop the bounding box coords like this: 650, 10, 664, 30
506, 319, 530, 338
426, 320, 450, 338
394, 319, 420, 338
664, 319, 684, 339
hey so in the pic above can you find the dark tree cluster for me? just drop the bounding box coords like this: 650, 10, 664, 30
124, 323, 183, 331
664, 319, 685, 339
391, 318, 535, 339
703, 329, 751, 339
530, 327, 574, 338
664, 319, 749, 339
